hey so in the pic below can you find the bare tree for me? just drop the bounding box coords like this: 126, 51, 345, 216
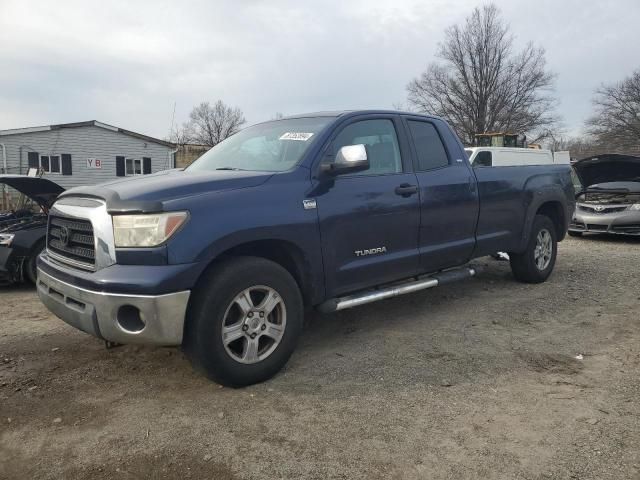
168, 125, 189, 147
586, 70, 640, 147
543, 134, 600, 159
407, 4, 558, 145
183, 100, 246, 147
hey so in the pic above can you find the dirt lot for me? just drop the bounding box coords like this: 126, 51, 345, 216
1, 236, 639, 479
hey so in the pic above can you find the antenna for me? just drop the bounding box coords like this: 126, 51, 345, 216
164, 101, 177, 170
168, 101, 176, 140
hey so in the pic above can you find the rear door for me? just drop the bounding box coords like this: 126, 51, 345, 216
315, 115, 421, 297
404, 117, 479, 272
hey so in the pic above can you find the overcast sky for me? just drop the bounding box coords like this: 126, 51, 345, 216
1, 0, 639, 139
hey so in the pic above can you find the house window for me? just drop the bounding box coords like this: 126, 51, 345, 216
40, 155, 61, 174
126, 158, 142, 176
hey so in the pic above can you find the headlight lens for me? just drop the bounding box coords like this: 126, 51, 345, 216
629, 204, 640, 211
0, 233, 15, 247
112, 212, 189, 247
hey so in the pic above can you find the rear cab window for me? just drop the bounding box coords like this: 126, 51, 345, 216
407, 120, 449, 171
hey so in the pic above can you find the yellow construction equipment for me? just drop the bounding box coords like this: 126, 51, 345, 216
474, 132, 526, 148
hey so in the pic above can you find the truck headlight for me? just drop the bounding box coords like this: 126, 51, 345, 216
112, 212, 189, 247
629, 204, 640, 211
0, 233, 15, 247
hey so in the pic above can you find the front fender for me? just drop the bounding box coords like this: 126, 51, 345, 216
164, 170, 325, 303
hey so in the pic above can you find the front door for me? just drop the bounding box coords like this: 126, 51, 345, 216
314, 117, 421, 298
404, 117, 479, 273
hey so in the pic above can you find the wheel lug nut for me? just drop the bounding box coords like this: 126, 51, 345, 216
248, 312, 254, 318
242, 325, 248, 331
261, 324, 266, 330
259, 312, 264, 318
250, 333, 257, 339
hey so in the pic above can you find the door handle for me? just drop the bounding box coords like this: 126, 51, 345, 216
395, 183, 419, 197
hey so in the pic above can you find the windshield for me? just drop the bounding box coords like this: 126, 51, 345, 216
187, 117, 334, 172
570, 167, 583, 192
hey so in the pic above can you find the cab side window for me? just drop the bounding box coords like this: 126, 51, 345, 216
332, 119, 402, 175
473, 151, 492, 167
407, 120, 449, 171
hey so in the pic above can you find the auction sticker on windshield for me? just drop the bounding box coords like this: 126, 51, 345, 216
280, 132, 314, 141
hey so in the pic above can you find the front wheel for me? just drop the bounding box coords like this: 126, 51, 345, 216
508, 215, 558, 284
184, 256, 303, 387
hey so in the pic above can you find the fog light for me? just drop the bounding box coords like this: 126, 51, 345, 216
116, 305, 145, 333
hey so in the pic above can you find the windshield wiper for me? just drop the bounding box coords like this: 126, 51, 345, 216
215, 167, 247, 171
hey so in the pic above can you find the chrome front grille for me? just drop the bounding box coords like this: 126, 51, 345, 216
578, 204, 628, 214
45, 198, 116, 272
47, 215, 96, 269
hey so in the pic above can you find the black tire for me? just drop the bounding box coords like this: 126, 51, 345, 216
184, 256, 303, 387
25, 240, 45, 284
508, 215, 558, 284
568, 231, 583, 237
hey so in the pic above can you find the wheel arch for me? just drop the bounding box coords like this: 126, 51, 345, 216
518, 189, 569, 252
535, 201, 566, 240
190, 238, 320, 309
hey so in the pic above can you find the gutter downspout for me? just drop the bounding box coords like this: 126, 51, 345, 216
169, 146, 179, 169
0, 143, 6, 174
1, 143, 6, 209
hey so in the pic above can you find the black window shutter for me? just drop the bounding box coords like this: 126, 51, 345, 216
143, 157, 151, 174
28, 151, 39, 169
116, 156, 125, 177
61, 154, 72, 175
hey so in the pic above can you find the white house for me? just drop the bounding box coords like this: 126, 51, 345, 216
0, 121, 177, 189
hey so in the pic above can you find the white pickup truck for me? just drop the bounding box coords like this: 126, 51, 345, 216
465, 147, 570, 168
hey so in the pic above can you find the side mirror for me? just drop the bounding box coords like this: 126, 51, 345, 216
322, 144, 369, 176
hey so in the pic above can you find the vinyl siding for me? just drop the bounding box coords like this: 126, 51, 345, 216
0, 125, 175, 189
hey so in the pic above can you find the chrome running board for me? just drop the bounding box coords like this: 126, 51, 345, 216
317, 265, 480, 313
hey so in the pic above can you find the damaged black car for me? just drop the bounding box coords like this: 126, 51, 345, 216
0, 175, 64, 285
569, 154, 640, 236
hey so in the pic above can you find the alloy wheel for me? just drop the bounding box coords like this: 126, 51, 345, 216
534, 229, 553, 271
221, 285, 287, 364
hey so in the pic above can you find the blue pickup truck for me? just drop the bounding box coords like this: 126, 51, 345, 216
36, 111, 575, 386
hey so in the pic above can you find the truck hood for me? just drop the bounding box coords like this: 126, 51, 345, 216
573, 154, 640, 188
57, 169, 274, 213
0, 174, 64, 210
584, 181, 640, 193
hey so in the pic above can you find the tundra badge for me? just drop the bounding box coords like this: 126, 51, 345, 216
354, 247, 387, 257
303, 199, 317, 210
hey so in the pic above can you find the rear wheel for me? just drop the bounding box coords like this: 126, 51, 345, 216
509, 215, 557, 284
184, 256, 303, 387
25, 240, 45, 284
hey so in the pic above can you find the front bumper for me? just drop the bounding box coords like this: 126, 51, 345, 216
37, 268, 190, 346
570, 210, 640, 235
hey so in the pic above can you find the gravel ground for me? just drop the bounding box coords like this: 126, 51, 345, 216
1, 235, 639, 479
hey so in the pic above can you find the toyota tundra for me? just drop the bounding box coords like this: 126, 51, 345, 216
37, 111, 575, 386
